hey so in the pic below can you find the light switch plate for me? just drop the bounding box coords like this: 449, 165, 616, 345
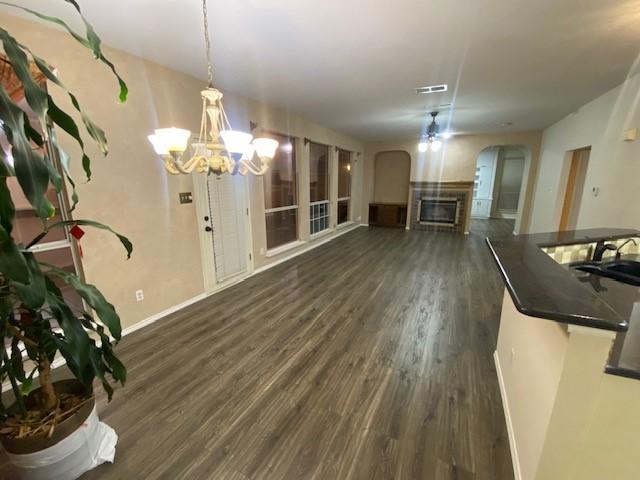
624, 128, 638, 142
179, 192, 193, 204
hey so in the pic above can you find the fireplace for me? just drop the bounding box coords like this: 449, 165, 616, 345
409, 182, 473, 233
419, 198, 459, 226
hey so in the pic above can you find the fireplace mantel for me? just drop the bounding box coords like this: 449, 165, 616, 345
408, 181, 474, 233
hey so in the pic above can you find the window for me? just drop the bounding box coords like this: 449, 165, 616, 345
337, 149, 352, 224
309, 141, 329, 235
263, 133, 298, 250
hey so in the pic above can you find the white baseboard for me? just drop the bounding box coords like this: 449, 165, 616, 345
494, 351, 522, 480
121, 293, 207, 337
254, 223, 362, 274
1, 293, 209, 392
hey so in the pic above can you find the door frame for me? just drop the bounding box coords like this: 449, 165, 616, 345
192, 172, 255, 294
471, 146, 499, 219
558, 147, 590, 232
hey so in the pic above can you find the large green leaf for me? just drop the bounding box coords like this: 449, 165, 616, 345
0, 29, 84, 210
0, 176, 15, 234
20, 47, 109, 182
0, 225, 29, 284
80, 315, 126, 400
44, 264, 122, 341
0, 1, 128, 102
0, 86, 54, 219
44, 276, 92, 386
11, 252, 46, 309
46, 96, 93, 179
51, 141, 79, 210
22, 111, 43, 147
88, 343, 112, 400
0, 29, 48, 125
28, 219, 133, 259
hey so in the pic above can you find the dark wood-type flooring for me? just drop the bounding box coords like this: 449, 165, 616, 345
0, 219, 515, 480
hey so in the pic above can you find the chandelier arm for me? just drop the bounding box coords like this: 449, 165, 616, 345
168, 153, 196, 175
163, 158, 181, 175
241, 158, 268, 176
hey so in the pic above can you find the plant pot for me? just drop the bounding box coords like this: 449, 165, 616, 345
1, 379, 94, 455
0, 379, 117, 480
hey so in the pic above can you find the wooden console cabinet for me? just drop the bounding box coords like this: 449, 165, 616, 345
369, 203, 407, 228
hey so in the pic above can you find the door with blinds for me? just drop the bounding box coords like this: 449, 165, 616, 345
206, 174, 251, 283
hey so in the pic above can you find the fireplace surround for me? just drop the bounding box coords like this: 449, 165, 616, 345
409, 182, 473, 233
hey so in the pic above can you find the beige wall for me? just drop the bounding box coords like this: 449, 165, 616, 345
570, 373, 640, 480
528, 74, 640, 233
496, 290, 570, 480
362, 131, 542, 232
4, 14, 364, 328
373, 150, 410, 204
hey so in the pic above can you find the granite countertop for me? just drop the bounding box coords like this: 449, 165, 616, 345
486, 228, 640, 379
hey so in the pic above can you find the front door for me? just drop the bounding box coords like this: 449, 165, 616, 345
206, 174, 251, 283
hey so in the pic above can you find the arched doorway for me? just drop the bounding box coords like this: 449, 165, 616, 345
470, 145, 530, 235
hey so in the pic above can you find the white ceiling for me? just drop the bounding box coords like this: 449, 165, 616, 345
4, 0, 640, 141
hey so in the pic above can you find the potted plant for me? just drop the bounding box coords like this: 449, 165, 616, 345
0, 1, 131, 477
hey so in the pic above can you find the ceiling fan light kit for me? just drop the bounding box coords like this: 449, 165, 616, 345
418, 111, 448, 153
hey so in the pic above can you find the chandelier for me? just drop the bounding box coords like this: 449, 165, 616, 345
418, 111, 449, 153
148, 0, 278, 176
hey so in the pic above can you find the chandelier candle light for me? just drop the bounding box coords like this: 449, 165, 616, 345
148, 0, 278, 175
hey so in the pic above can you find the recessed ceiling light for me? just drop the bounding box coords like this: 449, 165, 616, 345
415, 84, 448, 94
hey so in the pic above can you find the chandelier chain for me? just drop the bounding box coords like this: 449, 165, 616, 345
202, 0, 214, 87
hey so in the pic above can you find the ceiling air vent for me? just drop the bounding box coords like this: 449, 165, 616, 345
415, 84, 448, 94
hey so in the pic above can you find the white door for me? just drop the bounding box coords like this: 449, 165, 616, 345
206, 174, 250, 283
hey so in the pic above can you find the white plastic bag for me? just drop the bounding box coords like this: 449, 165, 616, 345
6, 405, 117, 480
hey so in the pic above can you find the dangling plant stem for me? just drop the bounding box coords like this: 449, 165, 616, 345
3, 351, 26, 417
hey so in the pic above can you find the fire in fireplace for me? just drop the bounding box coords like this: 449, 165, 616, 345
419, 198, 459, 225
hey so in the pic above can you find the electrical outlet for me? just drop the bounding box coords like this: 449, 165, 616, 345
592, 186, 600, 197
259, 247, 265, 255
135, 289, 144, 302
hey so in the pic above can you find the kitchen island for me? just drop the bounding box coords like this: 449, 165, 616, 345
487, 228, 640, 480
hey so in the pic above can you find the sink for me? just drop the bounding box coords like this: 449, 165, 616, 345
606, 260, 640, 277
571, 260, 640, 286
